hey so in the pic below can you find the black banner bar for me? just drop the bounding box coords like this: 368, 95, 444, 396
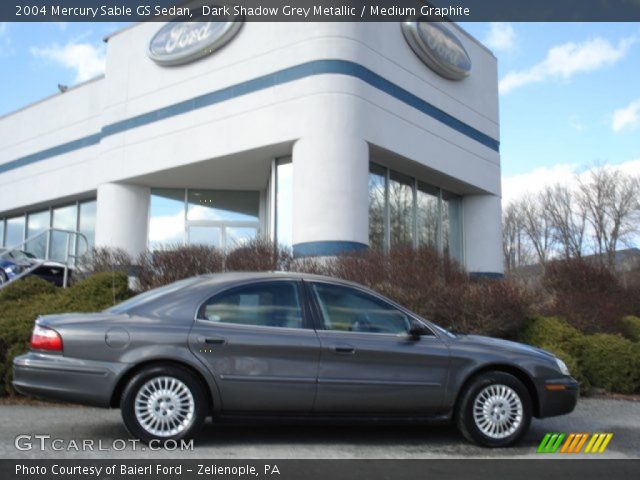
3, 459, 640, 480
3, 0, 640, 22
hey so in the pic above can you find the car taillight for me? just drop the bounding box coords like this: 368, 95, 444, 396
30, 325, 63, 352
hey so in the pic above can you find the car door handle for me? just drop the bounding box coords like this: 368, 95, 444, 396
203, 337, 226, 345
333, 345, 356, 354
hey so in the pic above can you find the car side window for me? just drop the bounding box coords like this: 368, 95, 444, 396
311, 283, 411, 334
199, 282, 303, 329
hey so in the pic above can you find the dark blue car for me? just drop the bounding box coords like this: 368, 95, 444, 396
0, 249, 70, 287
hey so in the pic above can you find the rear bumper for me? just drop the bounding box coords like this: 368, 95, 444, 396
537, 377, 579, 418
12, 352, 126, 407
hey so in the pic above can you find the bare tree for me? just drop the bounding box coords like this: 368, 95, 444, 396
542, 184, 587, 259
502, 201, 532, 270
518, 194, 555, 265
579, 167, 640, 268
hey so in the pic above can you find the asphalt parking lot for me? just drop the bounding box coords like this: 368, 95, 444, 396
0, 397, 638, 459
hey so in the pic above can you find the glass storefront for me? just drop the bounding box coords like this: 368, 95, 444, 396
368, 163, 386, 250
389, 170, 414, 249
368, 162, 463, 261
275, 158, 293, 247
4, 216, 25, 249
25, 210, 50, 258
50, 204, 78, 261
77, 200, 96, 256
148, 189, 186, 249
0, 199, 96, 259
149, 188, 260, 250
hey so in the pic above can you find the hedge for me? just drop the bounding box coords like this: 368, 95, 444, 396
578, 334, 640, 394
622, 316, 640, 342
521, 316, 640, 394
0, 273, 133, 397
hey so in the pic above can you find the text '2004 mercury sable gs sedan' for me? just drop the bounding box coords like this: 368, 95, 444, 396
13, 272, 578, 447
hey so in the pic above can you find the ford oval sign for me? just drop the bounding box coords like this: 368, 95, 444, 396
401, 21, 471, 80
149, 17, 242, 66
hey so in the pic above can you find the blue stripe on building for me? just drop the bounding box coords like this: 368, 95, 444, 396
0, 59, 499, 175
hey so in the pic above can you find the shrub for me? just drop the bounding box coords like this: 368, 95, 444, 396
622, 316, 640, 342
63, 272, 132, 311
0, 276, 56, 303
519, 316, 582, 355
578, 334, 640, 394
541, 259, 640, 334
136, 245, 224, 290
77, 247, 133, 275
0, 272, 133, 397
226, 239, 292, 272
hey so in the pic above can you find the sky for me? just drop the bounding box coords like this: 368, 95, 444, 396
0, 21, 638, 206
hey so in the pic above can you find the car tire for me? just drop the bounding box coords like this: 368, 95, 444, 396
0, 271, 7, 285
121, 364, 208, 444
456, 371, 532, 448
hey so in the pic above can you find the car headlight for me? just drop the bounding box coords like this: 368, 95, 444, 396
555, 357, 570, 376
6, 265, 23, 274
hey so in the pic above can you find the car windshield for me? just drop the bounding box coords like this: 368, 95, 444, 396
0, 249, 37, 261
105, 277, 200, 314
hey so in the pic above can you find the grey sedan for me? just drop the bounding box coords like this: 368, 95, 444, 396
13, 272, 578, 447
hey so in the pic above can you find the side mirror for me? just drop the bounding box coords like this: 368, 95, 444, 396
408, 324, 430, 339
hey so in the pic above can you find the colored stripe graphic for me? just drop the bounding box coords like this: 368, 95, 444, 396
538, 433, 613, 454
537, 433, 565, 453
584, 433, 613, 454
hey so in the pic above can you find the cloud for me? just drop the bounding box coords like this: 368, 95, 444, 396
502, 159, 640, 205
0, 22, 14, 56
30, 41, 105, 83
612, 99, 640, 132
484, 23, 516, 52
499, 36, 636, 94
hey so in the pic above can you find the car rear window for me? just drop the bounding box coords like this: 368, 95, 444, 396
106, 277, 199, 314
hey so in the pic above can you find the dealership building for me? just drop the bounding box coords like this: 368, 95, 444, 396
0, 20, 503, 276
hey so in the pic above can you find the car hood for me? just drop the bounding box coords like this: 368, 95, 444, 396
451, 334, 556, 360
3, 258, 66, 268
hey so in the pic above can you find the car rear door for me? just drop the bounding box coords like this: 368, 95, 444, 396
306, 280, 450, 414
188, 279, 320, 413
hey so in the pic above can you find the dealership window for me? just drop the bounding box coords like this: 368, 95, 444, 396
389, 171, 414, 249
77, 200, 96, 254
25, 210, 50, 258
368, 163, 463, 261
275, 158, 293, 247
0, 199, 95, 260
5, 216, 25, 249
50, 204, 77, 261
368, 163, 386, 250
148, 189, 186, 249
416, 182, 440, 249
0, 220, 4, 247
148, 189, 260, 251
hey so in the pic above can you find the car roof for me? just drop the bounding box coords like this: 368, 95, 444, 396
195, 271, 362, 288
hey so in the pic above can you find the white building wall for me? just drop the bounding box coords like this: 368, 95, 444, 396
0, 21, 503, 274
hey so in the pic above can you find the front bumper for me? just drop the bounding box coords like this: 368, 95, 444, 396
537, 377, 580, 418
13, 352, 126, 407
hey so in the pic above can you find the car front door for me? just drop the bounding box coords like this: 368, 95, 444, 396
189, 280, 320, 413
306, 281, 450, 414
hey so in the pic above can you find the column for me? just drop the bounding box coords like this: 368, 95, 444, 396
95, 183, 150, 259
291, 134, 369, 257
462, 193, 504, 277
